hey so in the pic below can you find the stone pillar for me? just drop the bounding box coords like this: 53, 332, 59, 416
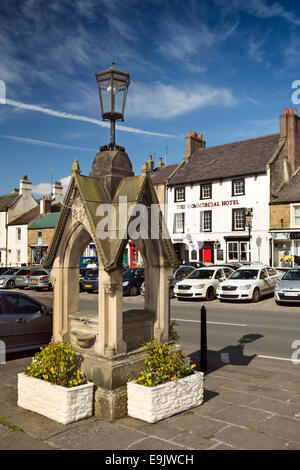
96, 267, 127, 356
153, 265, 173, 342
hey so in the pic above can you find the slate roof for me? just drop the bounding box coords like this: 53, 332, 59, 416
0, 193, 20, 212
271, 168, 300, 203
169, 134, 280, 186
28, 212, 60, 229
151, 164, 179, 185
8, 205, 40, 226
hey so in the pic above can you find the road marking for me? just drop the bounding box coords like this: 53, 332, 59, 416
172, 318, 247, 327
257, 354, 300, 364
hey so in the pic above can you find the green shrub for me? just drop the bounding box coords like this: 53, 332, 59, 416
135, 341, 196, 387
26, 342, 87, 388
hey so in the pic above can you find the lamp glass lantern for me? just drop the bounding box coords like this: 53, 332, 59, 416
95, 62, 130, 150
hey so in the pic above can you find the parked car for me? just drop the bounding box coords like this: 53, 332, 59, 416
170, 265, 196, 298
0, 268, 21, 289
28, 268, 52, 291
0, 291, 52, 353
0, 268, 10, 276
15, 268, 33, 289
123, 268, 145, 296
274, 267, 300, 304
140, 281, 145, 296
82, 268, 99, 293
79, 268, 88, 292
174, 266, 235, 300
216, 265, 281, 302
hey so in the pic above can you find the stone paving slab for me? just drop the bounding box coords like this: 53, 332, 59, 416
0, 355, 300, 450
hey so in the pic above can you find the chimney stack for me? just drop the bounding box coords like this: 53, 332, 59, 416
280, 107, 300, 171
185, 130, 205, 158
52, 181, 63, 204
157, 156, 164, 168
19, 175, 32, 198
40, 196, 52, 216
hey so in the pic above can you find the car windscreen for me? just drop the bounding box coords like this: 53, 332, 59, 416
17, 269, 30, 276
229, 269, 259, 280
282, 269, 300, 281
186, 270, 215, 280
4, 269, 18, 275
123, 269, 143, 278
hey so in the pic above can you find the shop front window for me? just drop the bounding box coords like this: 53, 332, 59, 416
227, 241, 249, 262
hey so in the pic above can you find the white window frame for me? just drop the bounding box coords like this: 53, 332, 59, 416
291, 204, 300, 228
200, 183, 212, 200
16, 227, 21, 241
201, 211, 212, 232
174, 187, 185, 202
233, 208, 245, 231
232, 178, 245, 196
174, 213, 185, 234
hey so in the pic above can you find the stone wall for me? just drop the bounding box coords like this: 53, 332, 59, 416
270, 203, 290, 229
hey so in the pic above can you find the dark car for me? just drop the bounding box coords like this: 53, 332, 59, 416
82, 268, 99, 293
0, 291, 52, 353
79, 268, 88, 292
123, 268, 145, 296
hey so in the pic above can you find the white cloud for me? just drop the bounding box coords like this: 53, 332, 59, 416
128, 82, 238, 119
32, 175, 71, 196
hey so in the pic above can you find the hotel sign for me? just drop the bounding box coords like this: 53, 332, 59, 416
176, 200, 240, 210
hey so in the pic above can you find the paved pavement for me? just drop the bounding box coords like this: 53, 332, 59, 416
1, 352, 300, 451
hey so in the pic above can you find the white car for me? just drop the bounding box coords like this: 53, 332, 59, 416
174, 266, 235, 301
216, 265, 281, 302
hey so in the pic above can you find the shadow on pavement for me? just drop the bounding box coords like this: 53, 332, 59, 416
190, 333, 264, 375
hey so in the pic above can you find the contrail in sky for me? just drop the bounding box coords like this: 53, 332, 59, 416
3, 98, 173, 138
0, 134, 96, 151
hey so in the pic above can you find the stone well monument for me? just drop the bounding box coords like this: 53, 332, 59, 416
43, 147, 179, 421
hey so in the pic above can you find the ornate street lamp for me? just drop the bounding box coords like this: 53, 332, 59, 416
95, 62, 130, 151
245, 208, 253, 263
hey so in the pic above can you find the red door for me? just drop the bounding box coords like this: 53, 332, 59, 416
203, 248, 212, 262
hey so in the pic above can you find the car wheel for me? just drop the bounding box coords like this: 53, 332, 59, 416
252, 287, 261, 303
206, 286, 215, 301
275, 300, 283, 306
7, 280, 15, 289
130, 285, 139, 296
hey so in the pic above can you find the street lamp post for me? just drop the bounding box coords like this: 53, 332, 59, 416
245, 208, 253, 263
95, 62, 130, 151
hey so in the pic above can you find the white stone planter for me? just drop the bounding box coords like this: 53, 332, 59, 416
17, 373, 94, 425
127, 371, 204, 423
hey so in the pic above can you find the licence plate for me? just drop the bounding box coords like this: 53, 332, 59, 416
17, 278, 23, 281
85, 284, 92, 288
284, 292, 299, 297
31, 279, 37, 282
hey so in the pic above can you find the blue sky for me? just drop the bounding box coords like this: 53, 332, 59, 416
0, 0, 300, 196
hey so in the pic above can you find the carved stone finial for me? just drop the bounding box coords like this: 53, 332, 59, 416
72, 159, 81, 175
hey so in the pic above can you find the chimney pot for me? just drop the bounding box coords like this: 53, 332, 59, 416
188, 130, 191, 137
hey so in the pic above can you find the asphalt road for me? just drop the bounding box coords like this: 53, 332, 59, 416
15, 289, 300, 367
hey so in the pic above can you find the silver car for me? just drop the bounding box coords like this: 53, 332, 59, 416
15, 267, 33, 289
274, 267, 300, 304
0, 268, 20, 289
28, 268, 52, 291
